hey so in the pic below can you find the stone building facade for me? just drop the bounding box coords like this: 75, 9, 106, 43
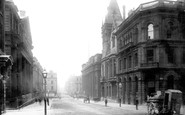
0, 0, 5, 51
100, 0, 123, 100
100, 0, 185, 107
115, 0, 185, 105
33, 57, 43, 98
46, 71, 57, 97
82, 54, 102, 99
0, 0, 34, 108
65, 75, 82, 97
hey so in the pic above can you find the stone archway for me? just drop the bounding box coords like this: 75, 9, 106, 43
145, 73, 156, 96
167, 75, 174, 89
164, 71, 179, 80
164, 71, 180, 90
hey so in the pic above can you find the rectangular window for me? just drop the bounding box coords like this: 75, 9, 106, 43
129, 56, 132, 68
112, 36, 115, 48
168, 48, 174, 64
101, 64, 104, 76
119, 39, 122, 49
113, 59, 116, 75
124, 58, 126, 69
146, 49, 154, 62
119, 59, 122, 71
134, 53, 138, 66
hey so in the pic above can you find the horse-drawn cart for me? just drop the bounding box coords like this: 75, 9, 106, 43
147, 89, 182, 115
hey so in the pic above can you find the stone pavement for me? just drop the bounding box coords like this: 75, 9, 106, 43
3, 99, 52, 115
3, 98, 148, 115
77, 98, 148, 113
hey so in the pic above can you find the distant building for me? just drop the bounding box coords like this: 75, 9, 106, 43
46, 71, 57, 97
82, 54, 102, 99
65, 75, 82, 97
33, 57, 43, 98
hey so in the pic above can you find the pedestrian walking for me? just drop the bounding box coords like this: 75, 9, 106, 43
135, 97, 139, 110
39, 98, 42, 105
105, 98, 108, 107
88, 96, 90, 103
119, 98, 121, 107
35, 98, 38, 103
47, 98, 49, 106
135, 92, 139, 110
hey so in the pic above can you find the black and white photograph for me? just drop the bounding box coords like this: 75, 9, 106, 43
0, 0, 185, 115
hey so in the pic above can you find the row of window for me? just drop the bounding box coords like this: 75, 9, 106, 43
102, 48, 185, 75
118, 53, 138, 71
146, 48, 185, 64
117, 24, 154, 49
101, 59, 116, 77
121, 21, 176, 48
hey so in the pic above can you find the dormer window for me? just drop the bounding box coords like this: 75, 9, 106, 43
148, 24, 154, 39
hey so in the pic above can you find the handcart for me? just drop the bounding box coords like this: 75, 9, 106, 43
147, 89, 182, 115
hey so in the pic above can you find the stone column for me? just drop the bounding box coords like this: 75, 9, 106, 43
132, 80, 136, 105
125, 80, 128, 104
110, 84, 112, 99
155, 74, 159, 91
117, 82, 119, 100
123, 81, 126, 103
104, 82, 107, 97
107, 83, 109, 98
141, 80, 145, 104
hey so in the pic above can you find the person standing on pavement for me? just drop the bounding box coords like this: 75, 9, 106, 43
105, 98, 108, 107
119, 98, 121, 107
135, 95, 139, 110
47, 98, 49, 106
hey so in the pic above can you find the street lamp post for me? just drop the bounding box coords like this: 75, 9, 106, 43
42, 70, 47, 115
2, 79, 6, 112
119, 82, 122, 107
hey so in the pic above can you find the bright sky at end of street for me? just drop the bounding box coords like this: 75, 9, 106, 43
13, 0, 151, 89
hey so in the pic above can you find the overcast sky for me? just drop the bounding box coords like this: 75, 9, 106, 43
13, 0, 151, 89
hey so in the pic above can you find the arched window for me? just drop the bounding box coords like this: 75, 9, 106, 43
148, 24, 154, 39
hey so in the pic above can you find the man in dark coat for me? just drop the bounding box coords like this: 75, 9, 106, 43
47, 98, 49, 106
105, 98, 108, 107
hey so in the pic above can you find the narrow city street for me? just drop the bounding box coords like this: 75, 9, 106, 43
4, 95, 148, 115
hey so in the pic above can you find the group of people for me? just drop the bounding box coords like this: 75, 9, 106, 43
83, 96, 139, 110
83, 96, 90, 103
35, 97, 49, 106
104, 97, 139, 110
